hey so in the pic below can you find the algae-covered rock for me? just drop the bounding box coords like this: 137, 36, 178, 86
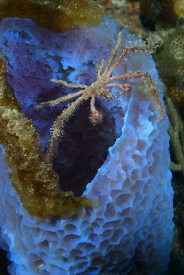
0, 54, 95, 220
0, 0, 104, 32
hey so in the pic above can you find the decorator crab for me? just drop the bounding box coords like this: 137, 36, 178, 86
35, 32, 165, 162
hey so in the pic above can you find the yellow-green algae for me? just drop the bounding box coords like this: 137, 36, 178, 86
0, 53, 98, 220
0, 0, 105, 32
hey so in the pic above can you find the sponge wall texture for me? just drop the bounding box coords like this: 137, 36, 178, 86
0, 16, 174, 274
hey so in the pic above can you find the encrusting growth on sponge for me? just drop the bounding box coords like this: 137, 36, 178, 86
35, 32, 165, 162
0, 53, 96, 220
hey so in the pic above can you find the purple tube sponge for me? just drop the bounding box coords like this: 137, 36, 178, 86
0, 16, 174, 274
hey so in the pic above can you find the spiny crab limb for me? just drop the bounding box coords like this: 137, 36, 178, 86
109, 71, 165, 120
102, 31, 123, 76
90, 95, 103, 125
97, 59, 105, 77
47, 94, 85, 162
105, 44, 156, 78
34, 89, 84, 109
106, 83, 132, 93
50, 78, 88, 89
100, 30, 155, 79
34, 31, 165, 162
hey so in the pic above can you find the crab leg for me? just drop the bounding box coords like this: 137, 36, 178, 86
106, 44, 155, 77
102, 32, 122, 76
109, 72, 164, 119
46, 94, 86, 162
